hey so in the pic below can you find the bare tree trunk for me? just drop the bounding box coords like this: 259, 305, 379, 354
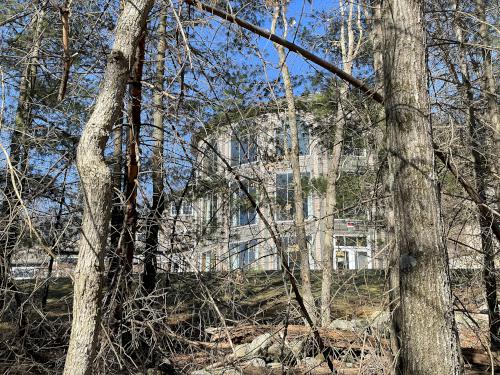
271, 3, 316, 324
143, 12, 167, 295
453, 0, 500, 349
383, 0, 463, 373
321, 0, 362, 327
63, 2, 153, 374
475, 1, 499, 210
106, 117, 124, 288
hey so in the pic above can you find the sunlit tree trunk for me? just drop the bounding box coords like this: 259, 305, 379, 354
383, 0, 463, 373
321, 0, 362, 327
271, 2, 316, 324
143, 11, 167, 295
453, 0, 499, 349
63, 2, 153, 374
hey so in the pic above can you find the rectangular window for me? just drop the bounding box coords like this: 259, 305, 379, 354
335, 236, 367, 247
355, 251, 369, 269
229, 240, 257, 270
171, 200, 193, 216
203, 193, 218, 230
205, 141, 218, 174
231, 181, 257, 226
275, 172, 311, 221
275, 120, 310, 156
231, 130, 257, 166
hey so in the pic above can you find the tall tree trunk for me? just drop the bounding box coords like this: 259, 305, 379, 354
453, 0, 499, 349
143, 12, 167, 295
382, 1, 463, 373
321, 0, 361, 327
63, 2, 153, 374
475, 0, 499, 210
271, 2, 316, 324
0, 3, 45, 313
106, 117, 124, 288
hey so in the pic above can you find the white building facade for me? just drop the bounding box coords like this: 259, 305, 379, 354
163, 108, 384, 273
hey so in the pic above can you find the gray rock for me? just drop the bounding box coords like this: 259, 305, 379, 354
244, 357, 266, 367
328, 319, 357, 331
369, 310, 391, 333
287, 338, 304, 359
216, 368, 242, 375
267, 362, 286, 369
190, 371, 211, 375
248, 333, 273, 354
233, 343, 252, 358
301, 356, 322, 368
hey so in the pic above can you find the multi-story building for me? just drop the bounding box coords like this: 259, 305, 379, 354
161, 103, 385, 272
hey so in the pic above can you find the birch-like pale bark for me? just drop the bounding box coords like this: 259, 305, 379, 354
63, 2, 153, 374
383, 0, 463, 373
320, 0, 362, 327
271, 2, 316, 324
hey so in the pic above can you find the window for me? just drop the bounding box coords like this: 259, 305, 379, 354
229, 240, 257, 270
200, 252, 215, 272
231, 181, 257, 226
204, 141, 218, 174
203, 193, 218, 230
355, 251, 369, 269
231, 130, 257, 166
335, 236, 367, 247
275, 172, 311, 221
275, 120, 310, 156
336, 251, 349, 269
171, 200, 193, 216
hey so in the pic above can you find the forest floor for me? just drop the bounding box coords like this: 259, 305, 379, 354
1, 269, 496, 374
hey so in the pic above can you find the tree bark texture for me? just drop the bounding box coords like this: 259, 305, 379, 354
453, 0, 500, 349
63, 2, 153, 374
321, 0, 361, 327
271, 3, 316, 324
383, 1, 464, 374
143, 12, 167, 295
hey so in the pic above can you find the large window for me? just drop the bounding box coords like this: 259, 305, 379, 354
231, 130, 257, 166
171, 200, 193, 216
231, 181, 257, 226
203, 193, 218, 230
275, 120, 310, 156
204, 141, 218, 174
229, 240, 257, 270
275, 172, 311, 221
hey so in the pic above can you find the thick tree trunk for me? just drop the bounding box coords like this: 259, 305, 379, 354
271, 4, 316, 324
383, 1, 463, 374
63, 2, 153, 374
143, 12, 167, 295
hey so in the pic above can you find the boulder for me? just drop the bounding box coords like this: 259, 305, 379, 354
244, 357, 266, 367
233, 343, 252, 358
328, 319, 358, 331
